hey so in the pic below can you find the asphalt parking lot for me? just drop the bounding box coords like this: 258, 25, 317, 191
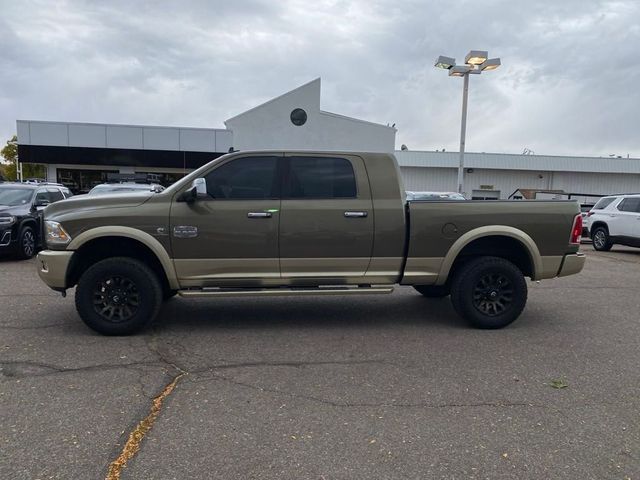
1, 246, 639, 480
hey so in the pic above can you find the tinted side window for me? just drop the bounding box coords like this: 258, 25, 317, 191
617, 198, 640, 212
34, 190, 50, 204
592, 197, 616, 210
48, 189, 64, 202
205, 157, 278, 199
285, 157, 357, 199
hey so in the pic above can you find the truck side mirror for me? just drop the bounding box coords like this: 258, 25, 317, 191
193, 178, 207, 197
179, 178, 208, 203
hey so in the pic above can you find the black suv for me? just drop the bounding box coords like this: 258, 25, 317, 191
0, 183, 72, 259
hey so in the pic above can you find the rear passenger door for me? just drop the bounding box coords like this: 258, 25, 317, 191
613, 198, 640, 237
621, 198, 640, 239
279, 154, 374, 280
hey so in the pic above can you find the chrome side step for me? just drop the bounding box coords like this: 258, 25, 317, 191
178, 285, 394, 298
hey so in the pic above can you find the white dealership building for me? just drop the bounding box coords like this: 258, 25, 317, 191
16, 78, 640, 200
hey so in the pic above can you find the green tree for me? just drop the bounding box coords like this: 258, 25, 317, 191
1, 134, 46, 181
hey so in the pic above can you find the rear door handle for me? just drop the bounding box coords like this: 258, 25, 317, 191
247, 212, 272, 218
344, 211, 368, 218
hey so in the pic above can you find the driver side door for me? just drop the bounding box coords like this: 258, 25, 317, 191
170, 155, 283, 287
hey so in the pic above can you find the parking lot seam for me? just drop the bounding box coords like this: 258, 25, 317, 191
105, 372, 186, 480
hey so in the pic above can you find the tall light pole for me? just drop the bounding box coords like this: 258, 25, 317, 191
434, 51, 501, 195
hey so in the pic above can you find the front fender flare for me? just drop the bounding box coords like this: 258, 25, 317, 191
67, 226, 179, 289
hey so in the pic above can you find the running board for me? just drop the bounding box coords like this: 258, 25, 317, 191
178, 285, 394, 298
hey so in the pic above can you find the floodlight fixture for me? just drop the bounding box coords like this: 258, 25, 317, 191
434, 55, 456, 69
480, 58, 501, 71
465, 50, 488, 65
449, 65, 471, 77
433, 49, 501, 194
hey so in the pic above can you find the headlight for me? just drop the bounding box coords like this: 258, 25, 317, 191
45, 221, 72, 246
0, 215, 16, 226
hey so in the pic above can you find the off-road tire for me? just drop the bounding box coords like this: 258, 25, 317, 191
17, 225, 36, 259
450, 256, 527, 329
591, 226, 612, 251
413, 285, 450, 298
75, 257, 162, 335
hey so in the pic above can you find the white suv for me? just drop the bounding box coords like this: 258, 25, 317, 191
588, 194, 640, 251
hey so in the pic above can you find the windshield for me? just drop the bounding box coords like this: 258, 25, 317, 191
0, 187, 34, 206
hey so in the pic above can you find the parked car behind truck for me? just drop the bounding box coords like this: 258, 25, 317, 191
588, 194, 640, 250
0, 182, 72, 259
36, 151, 585, 335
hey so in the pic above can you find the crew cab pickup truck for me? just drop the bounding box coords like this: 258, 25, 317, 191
37, 151, 585, 335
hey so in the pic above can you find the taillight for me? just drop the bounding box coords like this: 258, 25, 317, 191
570, 214, 582, 245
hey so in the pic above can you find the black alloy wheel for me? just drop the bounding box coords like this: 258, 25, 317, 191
18, 226, 36, 259
450, 256, 527, 329
75, 257, 162, 335
92, 275, 140, 323
592, 227, 612, 251
472, 272, 513, 316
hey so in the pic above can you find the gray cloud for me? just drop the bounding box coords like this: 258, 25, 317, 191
1, 0, 638, 157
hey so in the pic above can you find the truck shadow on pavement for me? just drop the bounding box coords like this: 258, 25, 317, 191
151, 291, 469, 333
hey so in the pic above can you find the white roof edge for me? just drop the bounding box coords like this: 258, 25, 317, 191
225, 77, 321, 124
395, 150, 640, 174
396, 149, 640, 161
16, 119, 227, 132
320, 110, 397, 130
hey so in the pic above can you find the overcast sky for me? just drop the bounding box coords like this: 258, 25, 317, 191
1, 0, 639, 158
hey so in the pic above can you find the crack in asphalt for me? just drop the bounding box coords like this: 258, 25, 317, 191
105, 372, 185, 480
192, 358, 387, 371
0, 360, 166, 381
144, 329, 189, 375
204, 371, 550, 409
94, 330, 191, 479
0, 322, 74, 330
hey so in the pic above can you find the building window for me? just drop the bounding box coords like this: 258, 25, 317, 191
471, 190, 501, 200
57, 168, 119, 194
290, 108, 307, 126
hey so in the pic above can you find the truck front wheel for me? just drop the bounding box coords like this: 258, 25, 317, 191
75, 257, 162, 335
450, 256, 527, 329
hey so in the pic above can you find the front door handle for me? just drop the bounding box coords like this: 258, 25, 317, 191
344, 211, 368, 218
247, 212, 272, 218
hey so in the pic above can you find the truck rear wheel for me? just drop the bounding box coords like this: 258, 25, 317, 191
450, 256, 527, 329
75, 257, 162, 335
413, 285, 450, 298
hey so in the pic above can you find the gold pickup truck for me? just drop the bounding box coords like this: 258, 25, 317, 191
37, 151, 585, 335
